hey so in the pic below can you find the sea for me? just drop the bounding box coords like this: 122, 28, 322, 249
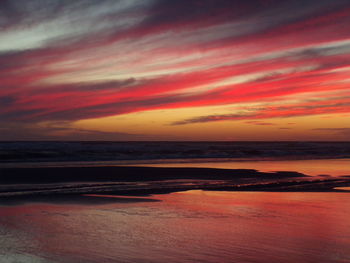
0, 141, 349, 263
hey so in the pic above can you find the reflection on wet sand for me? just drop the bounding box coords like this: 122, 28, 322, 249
0, 194, 159, 206
0, 190, 349, 263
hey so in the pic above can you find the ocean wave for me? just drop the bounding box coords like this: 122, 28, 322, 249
1, 141, 349, 163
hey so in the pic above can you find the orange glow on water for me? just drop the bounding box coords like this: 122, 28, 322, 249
129, 158, 350, 176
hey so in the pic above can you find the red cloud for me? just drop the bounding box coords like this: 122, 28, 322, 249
1, 0, 350, 129
172, 96, 350, 125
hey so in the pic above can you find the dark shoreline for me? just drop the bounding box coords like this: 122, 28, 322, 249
0, 166, 349, 203
0, 166, 306, 184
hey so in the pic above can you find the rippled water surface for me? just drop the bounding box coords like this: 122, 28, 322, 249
1, 191, 350, 263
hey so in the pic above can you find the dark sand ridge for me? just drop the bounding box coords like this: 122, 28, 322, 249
0, 166, 306, 183
0, 167, 349, 202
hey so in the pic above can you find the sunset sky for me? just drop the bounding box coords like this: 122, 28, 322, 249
0, 0, 350, 141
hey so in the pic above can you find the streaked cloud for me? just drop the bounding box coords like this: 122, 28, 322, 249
172, 95, 350, 125
0, 0, 350, 140
313, 128, 350, 137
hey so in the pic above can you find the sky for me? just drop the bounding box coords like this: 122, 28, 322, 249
0, 0, 350, 141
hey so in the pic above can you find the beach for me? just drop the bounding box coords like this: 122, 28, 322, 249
0, 142, 349, 262
0, 164, 350, 199
2, 0, 350, 261
1, 190, 350, 263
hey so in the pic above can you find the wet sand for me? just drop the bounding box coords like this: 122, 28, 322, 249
1, 190, 350, 263
0, 162, 349, 263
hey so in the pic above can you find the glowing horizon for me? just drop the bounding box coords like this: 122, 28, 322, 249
0, 0, 350, 141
